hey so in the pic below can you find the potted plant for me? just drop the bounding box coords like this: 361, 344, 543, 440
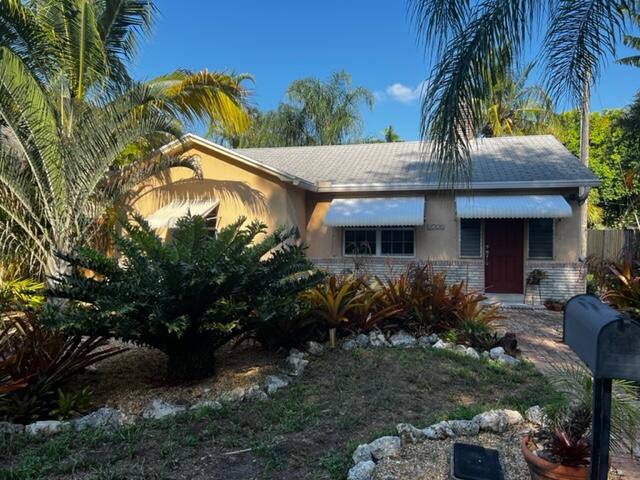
527, 269, 548, 285
521, 365, 640, 480
543, 298, 564, 312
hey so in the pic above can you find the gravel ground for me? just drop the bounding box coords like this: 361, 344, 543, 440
74, 341, 283, 414
372, 426, 623, 480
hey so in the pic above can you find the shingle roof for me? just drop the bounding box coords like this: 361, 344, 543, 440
235, 135, 599, 192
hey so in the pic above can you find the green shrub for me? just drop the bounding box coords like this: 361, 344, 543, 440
44, 215, 323, 381
0, 264, 44, 313
50, 387, 93, 420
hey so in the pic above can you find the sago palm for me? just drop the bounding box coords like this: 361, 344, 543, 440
0, 45, 196, 277
409, 0, 636, 183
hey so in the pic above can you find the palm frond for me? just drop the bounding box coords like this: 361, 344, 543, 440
96, 0, 157, 88
548, 363, 640, 452
544, 0, 625, 104
418, 0, 539, 184
147, 69, 252, 134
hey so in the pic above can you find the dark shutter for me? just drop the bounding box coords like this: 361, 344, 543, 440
460, 219, 482, 257
528, 219, 553, 258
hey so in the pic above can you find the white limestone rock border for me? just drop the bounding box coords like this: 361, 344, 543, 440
348, 407, 530, 477
339, 331, 521, 366
5, 347, 311, 438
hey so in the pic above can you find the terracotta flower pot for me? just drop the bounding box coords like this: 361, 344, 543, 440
520, 436, 589, 480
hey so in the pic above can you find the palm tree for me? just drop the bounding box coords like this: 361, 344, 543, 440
479, 63, 554, 137
286, 70, 374, 145
215, 71, 374, 148
409, 0, 634, 183
384, 125, 401, 142
0, 0, 251, 137
0, 46, 196, 277
618, 12, 640, 67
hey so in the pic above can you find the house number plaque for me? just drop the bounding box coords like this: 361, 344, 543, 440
426, 224, 445, 231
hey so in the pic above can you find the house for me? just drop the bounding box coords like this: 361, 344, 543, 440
133, 134, 600, 302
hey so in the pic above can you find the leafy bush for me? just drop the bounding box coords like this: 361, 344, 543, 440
0, 315, 122, 423
0, 264, 44, 313
248, 301, 325, 351
304, 275, 365, 346
376, 263, 502, 337
602, 258, 640, 317
305, 263, 502, 349
50, 387, 93, 420
45, 215, 323, 381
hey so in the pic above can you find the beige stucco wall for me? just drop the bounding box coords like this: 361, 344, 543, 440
305, 189, 581, 263
132, 145, 306, 240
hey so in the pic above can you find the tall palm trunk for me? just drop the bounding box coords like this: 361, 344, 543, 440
579, 77, 590, 259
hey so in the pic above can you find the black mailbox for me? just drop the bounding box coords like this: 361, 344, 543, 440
564, 294, 640, 380
563, 294, 640, 480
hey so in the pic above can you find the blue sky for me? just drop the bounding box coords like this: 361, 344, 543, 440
132, 0, 640, 141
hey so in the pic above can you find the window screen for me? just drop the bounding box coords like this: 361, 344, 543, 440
381, 229, 414, 256
528, 219, 553, 258
460, 219, 482, 257
344, 229, 377, 255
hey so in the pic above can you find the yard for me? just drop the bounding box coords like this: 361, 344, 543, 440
0, 346, 556, 480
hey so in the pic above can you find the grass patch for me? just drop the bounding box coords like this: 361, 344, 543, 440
0, 347, 557, 480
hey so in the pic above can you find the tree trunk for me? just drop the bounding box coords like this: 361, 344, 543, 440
166, 340, 217, 381
578, 75, 590, 259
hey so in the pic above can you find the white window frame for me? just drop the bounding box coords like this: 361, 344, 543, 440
527, 218, 555, 260
343, 227, 416, 258
458, 219, 484, 259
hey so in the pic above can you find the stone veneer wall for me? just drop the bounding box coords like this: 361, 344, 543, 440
311, 258, 484, 292
524, 261, 587, 303
312, 258, 586, 303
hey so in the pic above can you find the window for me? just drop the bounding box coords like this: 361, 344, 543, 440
528, 219, 553, 258
344, 229, 377, 255
381, 228, 414, 255
460, 219, 482, 257
344, 228, 415, 256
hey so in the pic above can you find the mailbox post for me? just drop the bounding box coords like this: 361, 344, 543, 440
564, 295, 640, 480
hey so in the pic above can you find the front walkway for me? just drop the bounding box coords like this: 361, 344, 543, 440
498, 309, 640, 478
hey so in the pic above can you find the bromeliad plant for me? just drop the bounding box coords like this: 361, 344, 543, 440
0, 315, 123, 424
522, 364, 640, 473
603, 258, 640, 318
305, 275, 365, 347
44, 215, 323, 381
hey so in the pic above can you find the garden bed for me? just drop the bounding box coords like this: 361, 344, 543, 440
1, 346, 557, 479
75, 341, 282, 415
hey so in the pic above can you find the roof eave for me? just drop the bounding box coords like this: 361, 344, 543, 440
315, 179, 601, 193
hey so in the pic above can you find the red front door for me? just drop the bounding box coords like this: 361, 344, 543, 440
484, 219, 524, 294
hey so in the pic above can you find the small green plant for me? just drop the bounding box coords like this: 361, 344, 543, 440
50, 388, 93, 420
526, 269, 548, 285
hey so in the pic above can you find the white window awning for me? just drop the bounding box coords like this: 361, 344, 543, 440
146, 199, 219, 229
456, 195, 572, 219
324, 197, 425, 227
